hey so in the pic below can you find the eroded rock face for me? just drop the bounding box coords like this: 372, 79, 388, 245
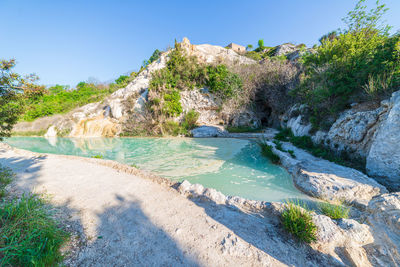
325, 106, 386, 158
269, 141, 387, 208
364, 192, 400, 266
367, 91, 400, 189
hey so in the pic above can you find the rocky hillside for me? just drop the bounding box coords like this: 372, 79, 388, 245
13, 38, 400, 191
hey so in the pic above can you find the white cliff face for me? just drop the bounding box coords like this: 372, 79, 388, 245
366, 91, 400, 189
325, 106, 386, 158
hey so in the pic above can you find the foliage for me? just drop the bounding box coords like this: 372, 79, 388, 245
245, 51, 262, 61
206, 65, 242, 99
0, 59, 37, 139
281, 201, 317, 243
0, 194, 69, 266
0, 166, 14, 198
91, 154, 103, 159
181, 109, 199, 131
22, 83, 116, 121
143, 49, 162, 67
257, 138, 280, 164
149, 43, 242, 118
295, 0, 400, 129
0, 165, 68, 266
319, 201, 350, 220
226, 126, 262, 133
246, 44, 253, 50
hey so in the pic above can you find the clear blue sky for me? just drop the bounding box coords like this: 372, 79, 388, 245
1, 0, 400, 87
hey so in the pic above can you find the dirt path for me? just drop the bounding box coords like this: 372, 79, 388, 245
0, 145, 341, 266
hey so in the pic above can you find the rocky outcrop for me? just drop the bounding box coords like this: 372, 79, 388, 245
14, 38, 258, 138
364, 192, 400, 265
268, 141, 387, 208
366, 91, 400, 189
180, 88, 223, 125
177, 179, 381, 266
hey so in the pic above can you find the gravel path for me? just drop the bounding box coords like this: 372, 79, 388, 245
0, 145, 342, 266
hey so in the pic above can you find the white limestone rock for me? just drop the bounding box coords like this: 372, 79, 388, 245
367, 90, 400, 189
191, 125, 227, 138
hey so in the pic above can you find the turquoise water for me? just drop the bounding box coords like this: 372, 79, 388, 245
5, 137, 307, 202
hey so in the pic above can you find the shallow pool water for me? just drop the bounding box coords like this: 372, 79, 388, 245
5, 137, 307, 202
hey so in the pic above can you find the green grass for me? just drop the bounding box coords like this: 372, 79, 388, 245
257, 138, 280, 164
0, 166, 14, 198
0, 164, 69, 266
91, 154, 104, 159
319, 202, 350, 220
281, 200, 317, 243
11, 130, 47, 137
0, 194, 69, 266
226, 126, 262, 133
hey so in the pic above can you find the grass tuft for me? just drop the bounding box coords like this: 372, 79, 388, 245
257, 138, 280, 164
281, 200, 317, 243
319, 201, 350, 220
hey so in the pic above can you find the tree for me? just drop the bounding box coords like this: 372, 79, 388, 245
258, 39, 265, 49
246, 44, 253, 51
0, 59, 40, 139
342, 0, 391, 35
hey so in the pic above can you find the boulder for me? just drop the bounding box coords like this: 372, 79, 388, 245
191, 126, 227, 138
367, 91, 400, 190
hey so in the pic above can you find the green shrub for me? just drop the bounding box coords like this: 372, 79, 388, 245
206, 65, 242, 99
245, 51, 262, 61
0, 194, 69, 266
273, 140, 284, 151
163, 90, 183, 117
257, 139, 280, 164
295, 1, 400, 129
226, 126, 262, 133
91, 154, 103, 159
319, 202, 350, 220
181, 110, 199, 131
281, 201, 317, 243
162, 120, 182, 136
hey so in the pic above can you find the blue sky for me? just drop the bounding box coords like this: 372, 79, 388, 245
1, 0, 400, 87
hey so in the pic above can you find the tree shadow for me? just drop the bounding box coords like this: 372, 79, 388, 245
74, 194, 199, 266
0, 152, 199, 266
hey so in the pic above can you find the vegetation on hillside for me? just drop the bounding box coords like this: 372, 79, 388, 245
294, 0, 400, 129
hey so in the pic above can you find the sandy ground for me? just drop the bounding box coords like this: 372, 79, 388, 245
0, 145, 342, 267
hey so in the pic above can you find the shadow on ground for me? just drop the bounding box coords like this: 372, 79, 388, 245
0, 152, 199, 266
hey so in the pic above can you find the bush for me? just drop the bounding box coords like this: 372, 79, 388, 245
257, 139, 280, 164
206, 65, 242, 99
281, 201, 317, 243
245, 51, 262, 61
0, 194, 69, 266
319, 202, 350, 220
0, 166, 14, 197
295, 1, 400, 129
181, 110, 199, 131
226, 126, 262, 133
